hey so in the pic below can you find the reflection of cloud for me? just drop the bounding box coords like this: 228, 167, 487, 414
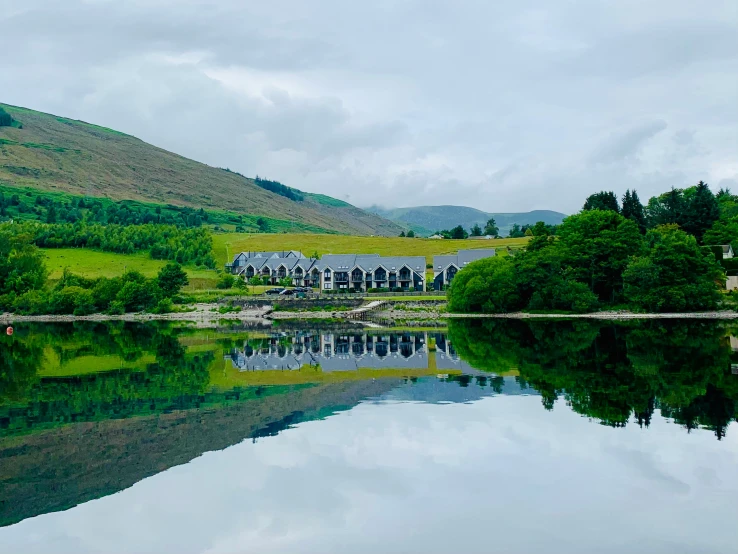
1, 1, 736, 212
1, 397, 736, 553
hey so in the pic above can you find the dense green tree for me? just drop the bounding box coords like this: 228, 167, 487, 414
447, 257, 522, 313
0, 228, 47, 298
623, 225, 723, 312
116, 280, 159, 312
450, 225, 468, 239
157, 263, 189, 297
399, 231, 406, 237
470, 224, 483, 237
583, 191, 620, 213
681, 181, 720, 243
508, 223, 524, 238
406, 230, 415, 238
646, 188, 686, 227
483, 218, 499, 237
703, 220, 738, 248
555, 210, 644, 303
621, 189, 647, 233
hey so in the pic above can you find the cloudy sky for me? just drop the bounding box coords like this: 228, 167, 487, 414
2, 0, 737, 213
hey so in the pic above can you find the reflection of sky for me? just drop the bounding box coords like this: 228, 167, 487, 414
1, 396, 736, 554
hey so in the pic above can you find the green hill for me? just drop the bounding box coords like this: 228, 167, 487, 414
367, 205, 567, 236
0, 103, 402, 236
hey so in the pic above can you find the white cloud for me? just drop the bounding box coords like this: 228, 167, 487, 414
0, 0, 736, 213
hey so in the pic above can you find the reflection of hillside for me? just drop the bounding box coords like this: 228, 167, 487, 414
0, 380, 398, 528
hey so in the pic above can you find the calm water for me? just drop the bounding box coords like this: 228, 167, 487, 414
1, 319, 737, 553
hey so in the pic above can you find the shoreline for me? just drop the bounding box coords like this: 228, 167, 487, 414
3, 305, 738, 323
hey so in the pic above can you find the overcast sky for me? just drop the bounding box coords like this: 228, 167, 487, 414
2, 1, 737, 213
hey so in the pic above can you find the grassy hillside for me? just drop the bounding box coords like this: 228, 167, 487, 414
368, 205, 567, 236
214, 232, 528, 266
0, 103, 401, 236
43, 249, 218, 290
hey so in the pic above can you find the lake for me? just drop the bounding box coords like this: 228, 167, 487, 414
1, 319, 737, 553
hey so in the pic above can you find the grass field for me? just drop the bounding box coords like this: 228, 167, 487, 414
213, 233, 529, 265
42, 249, 219, 290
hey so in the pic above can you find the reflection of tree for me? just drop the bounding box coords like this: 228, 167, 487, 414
448, 319, 738, 439
0, 322, 213, 435
0, 329, 44, 403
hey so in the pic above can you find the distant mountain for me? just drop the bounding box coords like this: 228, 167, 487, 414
367, 205, 567, 236
0, 103, 402, 236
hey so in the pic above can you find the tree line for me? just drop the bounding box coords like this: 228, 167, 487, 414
0, 189, 211, 228
448, 182, 729, 314
3, 220, 215, 266
1, 226, 196, 315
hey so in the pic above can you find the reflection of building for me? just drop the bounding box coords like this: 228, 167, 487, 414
226, 332, 429, 372
433, 333, 479, 373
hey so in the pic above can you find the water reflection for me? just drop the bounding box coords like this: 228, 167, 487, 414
448, 319, 738, 439
0, 319, 737, 536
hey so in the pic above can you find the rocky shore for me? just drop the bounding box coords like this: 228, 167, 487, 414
3, 304, 738, 324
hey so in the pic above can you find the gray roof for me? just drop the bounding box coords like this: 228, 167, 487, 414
233, 250, 305, 263
319, 254, 425, 275
433, 249, 496, 273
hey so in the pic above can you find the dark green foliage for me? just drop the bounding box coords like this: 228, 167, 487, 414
253, 175, 304, 201
450, 225, 468, 239
0, 228, 47, 298
470, 223, 483, 237
4, 221, 216, 267
681, 181, 720, 242
0, 107, 12, 127
621, 189, 647, 233
448, 319, 738, 438
448, 209, 723, 314
216, 273, 236, 289
623, 225, 723, 312
583, 191, 620, 213
447, 257, 521, 313
555, 210, 644, 303
399, 231, 405, 237
406, 230, 415, 238
483, 218, 499, 237
157, 263, 189, 297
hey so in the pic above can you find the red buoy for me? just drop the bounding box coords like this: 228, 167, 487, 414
6, 326, 13, 336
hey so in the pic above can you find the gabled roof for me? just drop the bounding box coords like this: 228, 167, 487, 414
233, 250, 306, 263
319, 254, 424, 276
433, 249, 496, 273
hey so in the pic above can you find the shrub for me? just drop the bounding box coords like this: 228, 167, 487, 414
92, 277, 122, 310
116, 280, 159, 312
12, 290, 49, 315
216, 274, 236, 289
447, 257, 522, 314
152, 297, 174, 314
107, 300, 125, 315
50, 286, 89, 314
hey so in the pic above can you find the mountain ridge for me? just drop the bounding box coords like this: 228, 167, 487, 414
0, 103, 402, 236
367, 205, 567, 236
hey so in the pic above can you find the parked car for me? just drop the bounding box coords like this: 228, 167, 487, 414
279, 289, 296, 296
294, 287, 311, 293
265, 288, 285, 295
